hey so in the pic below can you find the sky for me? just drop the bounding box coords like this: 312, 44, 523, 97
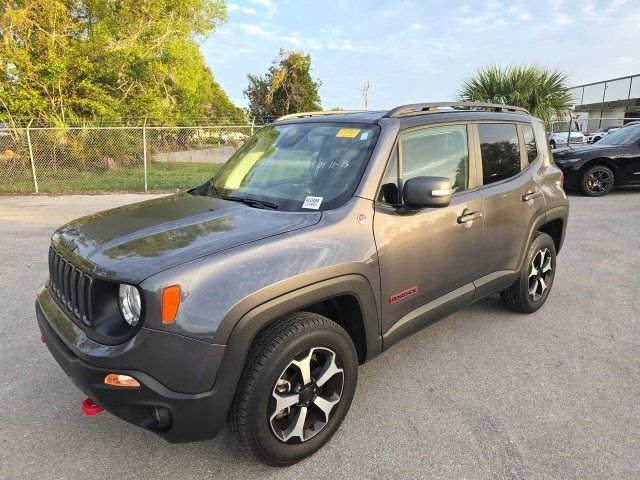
201, 0, 640, 111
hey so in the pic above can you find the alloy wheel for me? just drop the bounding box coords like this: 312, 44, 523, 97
269, 347, 344, 443
585, 168, 612, 194
528, 247, 552, 301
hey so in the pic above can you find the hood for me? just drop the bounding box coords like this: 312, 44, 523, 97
52, 193, 321, 283
553, 143, 625, 159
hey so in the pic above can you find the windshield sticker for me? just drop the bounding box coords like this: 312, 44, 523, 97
302, 196, 323, 209
360, 131, 370, 140
336, 128, 360, 138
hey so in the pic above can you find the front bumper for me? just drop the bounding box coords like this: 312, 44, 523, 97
554, 161, 583, 189
36, 287, 231, 443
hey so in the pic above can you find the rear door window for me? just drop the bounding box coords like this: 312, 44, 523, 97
477, 123, 521, 185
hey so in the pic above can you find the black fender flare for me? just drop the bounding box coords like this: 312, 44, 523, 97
208, 274, 381, 420
516, 205, 569, 273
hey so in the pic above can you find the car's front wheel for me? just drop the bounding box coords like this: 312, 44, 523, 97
500, 232, 557, 313
580, 164, 614, 197
227, 312, 358, 466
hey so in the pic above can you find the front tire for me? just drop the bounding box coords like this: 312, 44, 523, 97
500, 232, 557, 313
227, 312, 358, 466
580, 165, 614, 197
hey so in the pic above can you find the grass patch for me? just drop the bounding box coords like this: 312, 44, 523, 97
0, 161, 220, 193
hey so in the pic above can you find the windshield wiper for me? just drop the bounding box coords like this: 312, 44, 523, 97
209, 184, 221, 198
221, 195, 279, 210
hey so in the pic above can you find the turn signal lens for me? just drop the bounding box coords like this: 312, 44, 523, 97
162, 285, 181, 323
104, 373, 140, 388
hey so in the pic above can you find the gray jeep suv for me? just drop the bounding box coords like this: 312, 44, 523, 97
36, 103, 569, 465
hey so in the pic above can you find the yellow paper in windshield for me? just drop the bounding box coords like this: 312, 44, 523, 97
336, 128, 360, 138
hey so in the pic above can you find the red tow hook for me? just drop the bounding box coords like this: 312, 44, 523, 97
81, 398, 104, 416
40, 334, 46, 344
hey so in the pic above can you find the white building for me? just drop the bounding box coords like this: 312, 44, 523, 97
568, 74, 640, 131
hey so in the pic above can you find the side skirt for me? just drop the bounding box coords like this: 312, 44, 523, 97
382, 283, 474, 351
381, 270, 518, 351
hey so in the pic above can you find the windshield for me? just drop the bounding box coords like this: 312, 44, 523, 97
598, 125, 640, 145
208, 122, 379, 211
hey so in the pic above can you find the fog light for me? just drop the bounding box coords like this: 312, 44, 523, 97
104, 373, 140, 388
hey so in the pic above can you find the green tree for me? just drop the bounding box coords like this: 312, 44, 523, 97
459, 65, 572, 125
0, 0, 244, 125
244, 49, 321, 120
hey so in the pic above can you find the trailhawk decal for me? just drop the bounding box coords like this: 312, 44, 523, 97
388, 286, 418, 304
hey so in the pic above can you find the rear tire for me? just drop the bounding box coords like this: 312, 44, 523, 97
227, 312, 358, 466
500, 232, 556, 314
580, 165, 614, 197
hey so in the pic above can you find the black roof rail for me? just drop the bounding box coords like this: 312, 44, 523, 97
384, 102, 530, 118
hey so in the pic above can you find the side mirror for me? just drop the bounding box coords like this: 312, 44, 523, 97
402, 176, 453, 209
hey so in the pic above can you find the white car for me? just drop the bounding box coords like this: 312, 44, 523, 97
585, 126, 620, 144
549, 120, 585, 149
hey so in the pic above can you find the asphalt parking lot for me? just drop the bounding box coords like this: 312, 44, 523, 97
1, 189, 638, 479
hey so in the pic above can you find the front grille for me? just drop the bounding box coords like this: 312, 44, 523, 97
48, 247, 93, 326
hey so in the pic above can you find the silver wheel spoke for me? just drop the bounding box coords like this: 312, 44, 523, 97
270, 392, 300, 421
542, 256, 552, 273
313, 394, 340, 422
281, 406, 308, 442
529, 263, 538, 277
537, 250, 546, 269
315, 351, 343, 387
291, 349, 314, 385
539, 277, 548, 294
529, 277, 539, 297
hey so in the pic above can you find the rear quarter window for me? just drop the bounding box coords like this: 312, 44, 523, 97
532, 120, 554, 166
522, 124, 539, 164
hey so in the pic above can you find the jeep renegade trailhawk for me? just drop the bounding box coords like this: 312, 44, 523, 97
36, 102, 569, 465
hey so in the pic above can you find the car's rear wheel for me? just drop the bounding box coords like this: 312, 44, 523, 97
580, 165, 614, 197
227, 312, 358, 466
500, 232, 556, 313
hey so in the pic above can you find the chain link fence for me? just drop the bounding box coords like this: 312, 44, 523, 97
0, 125, 259, 193
552, 117, 633, 135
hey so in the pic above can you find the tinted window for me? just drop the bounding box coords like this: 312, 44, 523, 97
478, 123, 521, 185
599, 125, 640, 145
400, 125, 469, 193
522, 124, 538, 163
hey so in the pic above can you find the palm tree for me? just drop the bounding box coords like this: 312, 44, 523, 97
459, 65, 573, 125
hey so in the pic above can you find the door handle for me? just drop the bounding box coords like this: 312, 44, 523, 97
457, 210, 483, 224
522, 189, 542, 202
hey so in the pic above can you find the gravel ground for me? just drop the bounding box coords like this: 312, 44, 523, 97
0, 189, 638, 479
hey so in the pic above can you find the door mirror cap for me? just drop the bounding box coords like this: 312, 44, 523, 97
402, 176, 453, 209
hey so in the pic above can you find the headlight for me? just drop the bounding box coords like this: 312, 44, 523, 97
118, 284, 141, 326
